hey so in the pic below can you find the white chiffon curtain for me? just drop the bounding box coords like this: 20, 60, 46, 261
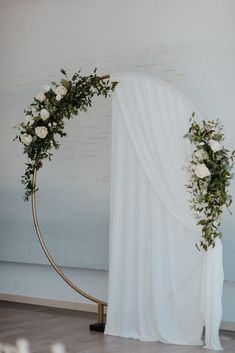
105, 72, 223, 350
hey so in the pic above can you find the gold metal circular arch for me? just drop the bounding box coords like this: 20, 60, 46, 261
31, 168, 107, 323
30, 74, 113, 325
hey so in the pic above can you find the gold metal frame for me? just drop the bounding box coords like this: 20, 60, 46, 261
31, 169, 107, 324
30, 74, 113, 325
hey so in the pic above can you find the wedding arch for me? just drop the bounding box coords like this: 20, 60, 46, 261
15, 70, 234, 349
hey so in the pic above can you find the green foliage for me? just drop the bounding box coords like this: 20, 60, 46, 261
184, 113, 235, 251
15, 69, 118, 201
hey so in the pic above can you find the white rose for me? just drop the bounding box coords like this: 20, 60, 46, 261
43, 84, 51, 92
194, 149, 204, 160
56, 94, 63, 101
35, 92, 46, 102
20, 133, 33, 145
194, 149, 208, 161
40, 109, 50, 121
194, 163, 211, 179
25, 115, 34, 127
35, 126, 48, 139
209, 139, 222, 153
32, 107, 37, 113
55, 85, 68, 96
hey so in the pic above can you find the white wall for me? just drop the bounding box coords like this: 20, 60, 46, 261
0, 0, 235, 323
0, 261, 108, 304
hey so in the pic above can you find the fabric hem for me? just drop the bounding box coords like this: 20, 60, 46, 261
104, 331, 203, 346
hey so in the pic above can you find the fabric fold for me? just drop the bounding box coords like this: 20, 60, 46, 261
201, 239, 224, 350
105, 72, 223, 350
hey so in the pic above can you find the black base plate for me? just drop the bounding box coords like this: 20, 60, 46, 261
89, 323, 105, 332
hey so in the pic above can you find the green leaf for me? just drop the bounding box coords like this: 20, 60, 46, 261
60, 68, 67, 76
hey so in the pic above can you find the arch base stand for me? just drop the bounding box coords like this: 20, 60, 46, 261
90, 303, 106, 332
89, 323, 105, 332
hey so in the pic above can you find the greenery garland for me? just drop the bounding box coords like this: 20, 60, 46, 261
184, 113, 235, 251
14, 69, 118, 201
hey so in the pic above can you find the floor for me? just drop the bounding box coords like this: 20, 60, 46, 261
0, 301, 235, 353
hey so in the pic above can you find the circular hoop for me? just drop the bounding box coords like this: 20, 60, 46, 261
31, 168, 107, 306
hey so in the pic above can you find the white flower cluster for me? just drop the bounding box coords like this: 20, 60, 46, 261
193, 139, 222, 179
35, 92, 46, 102
188, 138, 223, 205
19, 82, 68, 145
184, 116, 235, 250
55, 85, 68, 101
194, 163, 211, 179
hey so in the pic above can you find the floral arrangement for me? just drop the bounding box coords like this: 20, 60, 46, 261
184, 112, 235, 251
14, 69, 117, 201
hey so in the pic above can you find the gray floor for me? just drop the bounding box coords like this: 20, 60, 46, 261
0, 301, 235, 353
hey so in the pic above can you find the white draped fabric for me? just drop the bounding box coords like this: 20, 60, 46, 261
105, 72, 223, 350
